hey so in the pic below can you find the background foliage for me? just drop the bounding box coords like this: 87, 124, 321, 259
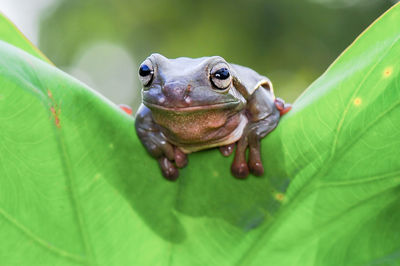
1, 2, 400, 265
35, 0, 395, 107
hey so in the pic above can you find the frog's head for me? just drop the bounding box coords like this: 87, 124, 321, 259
138, 53, 249, 112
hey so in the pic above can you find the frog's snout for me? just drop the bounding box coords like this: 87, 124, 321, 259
161, 81, 192, 106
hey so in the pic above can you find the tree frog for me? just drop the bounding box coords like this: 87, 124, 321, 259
135, 54, 291, 181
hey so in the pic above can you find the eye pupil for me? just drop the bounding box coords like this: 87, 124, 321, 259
214, 68, 230, 80
139, 64, 152, 77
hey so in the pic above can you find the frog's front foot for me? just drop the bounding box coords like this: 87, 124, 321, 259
138, 131, 188, 181
230, 137, 251, 178
135, 105, 187, 181
155, 147, 187, 181
230, 136, 264, 178
219, 143, 235, 157
230, 111, 280, 179
221, 142, 255, 177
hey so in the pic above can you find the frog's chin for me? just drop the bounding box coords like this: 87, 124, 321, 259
143, 101, 241, 113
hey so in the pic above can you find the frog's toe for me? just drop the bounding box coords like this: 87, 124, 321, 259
280, 105, 292, 116
231, 162, 249, 179
144, 132, 175, 161
249, 161, 264, 176
157, 139, 175, 161
231, 138, 249, 179
219, 143, 235, 157
274, 98, 292, 116
174, 147, 187, 168
158, 157, 179, 181
248, 142, 264, 176
147, 142, 162, 158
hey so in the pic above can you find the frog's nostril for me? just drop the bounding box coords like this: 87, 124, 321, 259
162, 82, 189, 101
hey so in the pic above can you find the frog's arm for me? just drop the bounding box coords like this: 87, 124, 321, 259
227, 64, 291, 178
135, 104, 187, 180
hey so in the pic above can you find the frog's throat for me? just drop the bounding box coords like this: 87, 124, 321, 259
172, 113, 248, 153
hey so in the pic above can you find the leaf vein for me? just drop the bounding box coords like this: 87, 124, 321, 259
330, 35, 400, 159
0, 206, 85, 263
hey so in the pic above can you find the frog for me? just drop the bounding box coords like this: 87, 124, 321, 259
135, 53, 291, 181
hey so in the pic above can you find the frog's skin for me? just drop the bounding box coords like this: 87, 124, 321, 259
135, 53, 291, 180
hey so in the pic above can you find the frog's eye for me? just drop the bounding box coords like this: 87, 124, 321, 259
210, 64, 232, 90
138, 61, 154, 86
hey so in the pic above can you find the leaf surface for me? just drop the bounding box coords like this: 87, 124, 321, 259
0, 4, 399, 265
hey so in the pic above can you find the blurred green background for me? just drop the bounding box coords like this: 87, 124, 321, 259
1, 0, 397, 111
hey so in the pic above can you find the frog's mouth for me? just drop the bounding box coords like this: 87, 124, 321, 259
146, 101, 246, 145
143, 100, 241, 113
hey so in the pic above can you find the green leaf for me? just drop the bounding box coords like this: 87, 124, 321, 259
0, 3, 399, 265
0, 13, 51, 64
241, 4, 400, 265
